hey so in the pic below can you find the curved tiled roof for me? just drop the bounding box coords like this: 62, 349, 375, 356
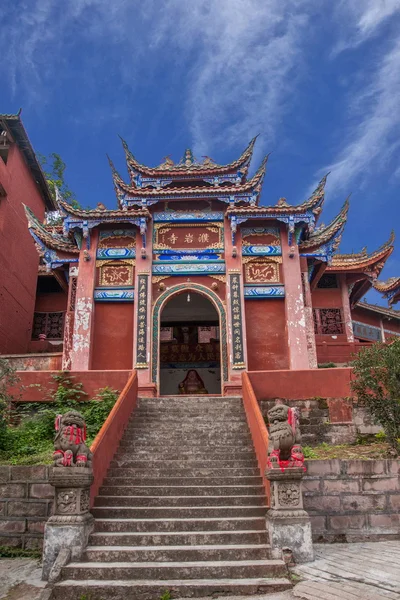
120, 136, 258, 178
116, 154, 269, 199
327, 231, 395, 273
56, 188, 150, 219
299, 197, 349, 251
24, 205, 79, 254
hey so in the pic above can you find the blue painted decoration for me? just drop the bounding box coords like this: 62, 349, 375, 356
244, 285, 285, 298
153, 263, 225, 275
94, 288, 134, 301
242, 245, 282, 256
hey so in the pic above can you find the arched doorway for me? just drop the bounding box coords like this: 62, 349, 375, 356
153, 286, 226, 396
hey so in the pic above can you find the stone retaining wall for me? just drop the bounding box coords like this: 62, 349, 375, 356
304, 459, 400, 542
0, 466, 53, 549
260, 399, 380, 446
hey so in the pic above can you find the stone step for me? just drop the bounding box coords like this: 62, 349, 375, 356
102, 476, 263, 486
93, 516, 267, 533
131, 414, 246, 421
84, 544, 271, 562
109, 459, 258, 469
94, 495, 266, 508
91, 506, 266, 519
89, 529, 269, 546
54, 577, 292, 599
118, 440, 253, 449
114, 451, 256, 460
98, 485, 264, 497
106, 467, 260, 478
120, 436, 253, 444
61, 559, 287, 581
125, 423, 250, 430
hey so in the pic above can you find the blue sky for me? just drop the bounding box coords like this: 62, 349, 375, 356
1, 1, 400, 304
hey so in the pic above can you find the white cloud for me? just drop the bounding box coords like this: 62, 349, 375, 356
0, 0, 315, 158
334, 0, 400, 53
319, 3, 400, 196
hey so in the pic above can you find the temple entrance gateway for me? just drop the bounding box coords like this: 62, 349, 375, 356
158, 291, 221, 395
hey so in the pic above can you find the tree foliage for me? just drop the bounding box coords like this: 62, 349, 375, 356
38, 152, 80, 208
351, 339, 400, 454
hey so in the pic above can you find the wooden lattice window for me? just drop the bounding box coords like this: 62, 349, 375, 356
32, 312, 65, 340
313, 308, 344, 335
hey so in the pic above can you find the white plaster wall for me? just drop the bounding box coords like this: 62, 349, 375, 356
160, 367, 221, 395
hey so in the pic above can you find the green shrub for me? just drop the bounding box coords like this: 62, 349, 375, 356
302, 445, 318, 459
0, 372, 119, 464
351, 339, 400, 455
317, 362, 337, 369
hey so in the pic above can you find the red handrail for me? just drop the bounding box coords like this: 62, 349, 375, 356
242, 372, 270, 503
90, 370, 138, 504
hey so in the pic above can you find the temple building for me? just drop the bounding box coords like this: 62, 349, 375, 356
7, 134, 400, 396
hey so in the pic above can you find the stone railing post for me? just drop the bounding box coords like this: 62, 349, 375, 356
265, 403, 314, 563
265, 466, 313, 563
42, 410, 94, 581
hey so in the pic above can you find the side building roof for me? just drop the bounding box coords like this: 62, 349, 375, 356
0, 113, 55, 210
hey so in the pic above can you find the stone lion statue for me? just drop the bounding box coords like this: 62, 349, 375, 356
267, 404, 304, 469
53, 410, 93, 468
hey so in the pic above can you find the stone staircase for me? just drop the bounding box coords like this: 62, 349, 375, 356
53, 396, 292, 599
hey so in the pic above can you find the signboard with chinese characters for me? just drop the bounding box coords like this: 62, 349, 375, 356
198, 326, 218, 343
135, 274, 149, 368
154, 223, 223, 251
230, 273, 246, 368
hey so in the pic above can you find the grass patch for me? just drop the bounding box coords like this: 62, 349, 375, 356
305, 440, 390, 460
0, 546, 42, 559
0, 372, 119, 465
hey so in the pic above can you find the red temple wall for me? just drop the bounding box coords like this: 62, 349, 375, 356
92, 303, 134, 370
352, 306, 400, 334
34, 292, 68, 312
245, 299, 289, 370
0, 144, 46, 354
311, 288, 343, 308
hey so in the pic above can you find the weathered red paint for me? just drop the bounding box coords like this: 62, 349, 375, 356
245, 299, 289, 370
92, 303, 134, 370
7, 370, 132, 401
327, 398, 353, 423
0, 144, 46, 354
242, 372, 270, 502
316, 340, 372, 364
281, 228, 309, 369
90, 371, 138, 503
34, 292, 67, 312
248, 367, 354, 400
69, 232, 98, 370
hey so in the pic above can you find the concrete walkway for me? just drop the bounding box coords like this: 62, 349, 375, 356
0, 541, 398, 599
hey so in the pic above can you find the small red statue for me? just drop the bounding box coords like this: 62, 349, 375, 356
53, 410, 93, 468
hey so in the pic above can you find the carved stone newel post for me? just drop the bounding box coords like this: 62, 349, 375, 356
265, 404, 314, 563
42, 411, 94, 581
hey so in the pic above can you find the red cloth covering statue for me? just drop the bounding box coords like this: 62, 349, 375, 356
179, 369, 208, 395
266, 404, 305, 472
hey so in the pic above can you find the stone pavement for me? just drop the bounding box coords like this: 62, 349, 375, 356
0, 540, 399, 599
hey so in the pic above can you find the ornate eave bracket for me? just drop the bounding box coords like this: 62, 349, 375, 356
30, 231, 79, 271
228, 212, 315, 247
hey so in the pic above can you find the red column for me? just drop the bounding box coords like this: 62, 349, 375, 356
70, 230, 98, 370
300, 258, 318, 369
62, 265, 78, 370
281, 227, 310, 369
224, 220, 247, 395
340, 274, 354, 342
133, 221, 156, 396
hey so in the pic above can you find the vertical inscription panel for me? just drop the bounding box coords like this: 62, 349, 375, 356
135, 274, 149, 368
230, 273, 245, 369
